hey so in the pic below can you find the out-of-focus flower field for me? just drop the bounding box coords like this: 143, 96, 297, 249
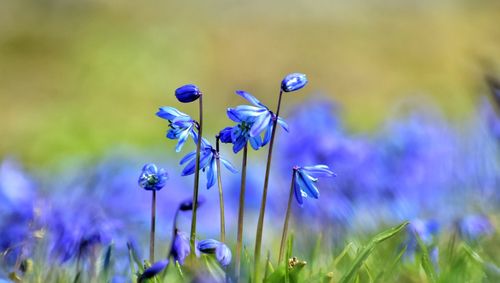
1, 1, 499, 282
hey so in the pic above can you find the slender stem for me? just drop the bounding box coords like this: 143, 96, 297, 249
150, 190, 156, 263
168, 209, 180, 257
215, 137, 226, 242
235, 144, 248, 281
254, 90, 283, 282
190, 95, 203, 252
279, 170, 296, 263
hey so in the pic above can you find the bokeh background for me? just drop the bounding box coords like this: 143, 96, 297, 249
2, 0, 500, 166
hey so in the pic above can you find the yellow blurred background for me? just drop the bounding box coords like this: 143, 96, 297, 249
1, 0, 500, 166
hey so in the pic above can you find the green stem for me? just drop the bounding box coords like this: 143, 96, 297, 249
254, 90, 283, 282
235, 144, 248, 281
215, 136, 226, 242
279, 169, 296, 263
190, 95, 203, 253
150, 190, 156, 263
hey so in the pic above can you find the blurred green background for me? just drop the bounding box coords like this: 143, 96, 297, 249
1, 0, 500, 167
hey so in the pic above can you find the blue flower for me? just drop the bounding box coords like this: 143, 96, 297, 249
227, 91, 288, 150
156, 106, 197, 152
175, 84, 202, 103
293, 165, 335, 205
180, 138, 237, 189
138, 163, 168, 191
197, 239, 232, 267
138, 259, 169, 282
281, 73, 308, 92
404, 219, 439, 265
170, 229, 193, 265
457, 215, 494, 242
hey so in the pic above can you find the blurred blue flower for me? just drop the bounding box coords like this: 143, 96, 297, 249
281, 73, 308, 92
170, 229, 193, 265
156, 107, 197, 152
457, 215, 494, 242
404, 219, 440, 264
197, 239, 232, 267
138, 259, 169, 282
175, 84, 201, 103
180, 138, 237, 189
229, 91, 288, 146
293, 165, 335, 205
138, 163, 168, 191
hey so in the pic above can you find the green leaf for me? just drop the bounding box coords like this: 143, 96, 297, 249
338, 221, 408, 283
415, 233, 437, 283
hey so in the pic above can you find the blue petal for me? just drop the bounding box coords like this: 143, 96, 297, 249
249, 136, 262, 150
139, 259, 169, 280
235, 90, 267, 109
215, 243, 232, 267
301, 165, 335, 177
250, 113, 271, 137
198, 239, 220, 253
262, 124, 272, 146
277, 117, 289, 132
232, 136, 246, 153
175, 129, 191, 152
220, 158, 238, 173
227, 108, 243, 122
179, 151, 196, 165
233, 105, 267, 118
156, 106, 186, 120
142, 163, 158, 175
293, 177, 303, 205
206, 158, 216, 189
297, 171, 319, 199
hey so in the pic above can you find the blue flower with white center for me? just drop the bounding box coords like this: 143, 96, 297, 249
175, 84, 201, 103
281, 73, 308, 92
180, 138, 237, 189
138, 163, 168, 191
293, 165, 335, 205
227, 91, 289, 149
156, 106, 197, 152
197, 239, 232, 267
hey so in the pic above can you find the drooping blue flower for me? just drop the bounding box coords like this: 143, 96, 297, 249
156, 106, 197, 152
175, 84, 202, 103
293, 165, 335, 205
170, 229, 192, 265
281, 73, 308, 92
138, 163, 168, 191
228, 91, 288, 149
457, 215, 494, 242
197, 239, 232, 267
180, 138, 237, 189
138, 259, 169, 282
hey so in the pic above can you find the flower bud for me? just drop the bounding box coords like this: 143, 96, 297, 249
139, 259, 169, 282
281, 73, 308, 92
175, 84, 201, 103
218, 127, 233, 144
215, 243, 232, 267
138, 163, 168, 191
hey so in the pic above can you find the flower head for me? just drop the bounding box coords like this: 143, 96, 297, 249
138, 163, 168, 191
293, 165, 335, 205
180, 138, 237, 189
281, 73, 308, 92
170, 229, 196, 265
175, 84, 202, 103
156, 106, 197, 152
139, 259, 169, 282
197, 239, 232, 267
227, 91, 288, 151
457, 215, 494, 242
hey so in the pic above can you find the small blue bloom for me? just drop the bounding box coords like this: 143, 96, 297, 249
293, 165, 335, 205
198, 239, 232, 267
281, 73, 308, 92
170, 229, 193, 265
218, 127, 233, 144
138, 259, 169, 282
138, 163, 168, 191
175, 84, 202, 103
404, 219, 440, 265
156, 106, 197, 152
178, 197, 205, 211
457, 215, 494, 242
227, 91, 288, 151
180, 138, 237, 189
